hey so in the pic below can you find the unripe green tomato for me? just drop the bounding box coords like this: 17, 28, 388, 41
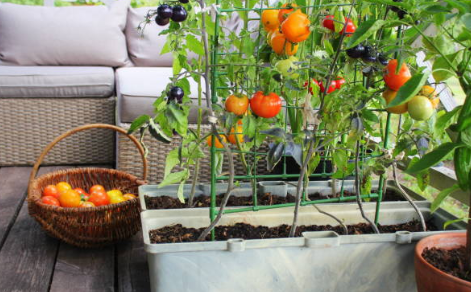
408, 95, 434, 121
275, 57, 299, 78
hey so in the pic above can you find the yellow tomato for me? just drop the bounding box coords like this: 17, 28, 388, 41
56, 182, 72, 194
110, 195, 126, 204
382, 89, 408, 114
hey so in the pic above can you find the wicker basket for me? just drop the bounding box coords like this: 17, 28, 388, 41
27, 124, 148, 248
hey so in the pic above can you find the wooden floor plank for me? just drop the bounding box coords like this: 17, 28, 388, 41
0, 166, 67, 292
116, 232, 150, 292
49, 164, 116, 292
49, 244, 115, 292
0, 167, 32, 249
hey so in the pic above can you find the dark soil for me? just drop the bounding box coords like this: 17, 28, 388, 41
149, 220, 437, 244
145, 189, 405, 210
422, 246, 471, 282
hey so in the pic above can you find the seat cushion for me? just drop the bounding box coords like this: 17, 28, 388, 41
0, 1, 131, 67
116, 67, 207, 123
0, 66, 115, 98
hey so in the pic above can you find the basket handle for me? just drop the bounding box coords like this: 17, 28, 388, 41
28, 124, 148, 192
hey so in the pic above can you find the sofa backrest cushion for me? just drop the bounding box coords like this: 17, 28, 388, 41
125, 7, 174, 67
0, 0, 131, 67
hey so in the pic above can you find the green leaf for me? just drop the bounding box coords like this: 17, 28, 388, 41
149, 119, 172, 143
161, 40, 172, 55
307, 154, 321, 176
323, 39, 334, 55
177, 181, 185, 203
361, 109, 379, 123
158, 170, 188, 188
243, 114, 257, 138
166, 103, 188, 136
333, 149, 348, 171
127, 114, 150, 134
164, 148, 180, 177
431, 184, 460, 213
458, 115, 471, 131
387, 73, 429, 107
406, 142, 460, 174
186, 34, 204, 56
444, 217, 469, 230
433, 53, 459, 82
346, 19, 385, 49
173, 52, 182, 75
416, 170, 430, 192
214, 152, 224, 176
436, 107, 460, 134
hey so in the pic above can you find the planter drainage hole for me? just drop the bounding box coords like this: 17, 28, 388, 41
227, 238, 245, 252
395, 231, 412, 244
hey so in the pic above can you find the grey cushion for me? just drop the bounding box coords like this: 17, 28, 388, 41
125, 7, 174, 67
0, 1, 131, 67
0, 66, 114, 98
116, 67, 207, 123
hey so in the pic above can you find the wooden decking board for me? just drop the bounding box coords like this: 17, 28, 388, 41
116, 232, 150, 292
49, 243, 116, 292
0, 166, 65, 292
0, 167, 33, 250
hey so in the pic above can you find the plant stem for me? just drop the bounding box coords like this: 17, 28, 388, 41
355, 140, 380, 234
289, 138, 315, 237
392, 162, 426, 231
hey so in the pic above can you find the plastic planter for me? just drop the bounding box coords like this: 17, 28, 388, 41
141, 202, 464, 292
139, 180, 424, 211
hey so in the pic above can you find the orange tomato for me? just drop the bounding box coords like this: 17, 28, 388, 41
56, 182, 72, 194
88, 190, 110, 207
89, 185, 105, 194
225, 94, 249, 116
80, 201, 96, 208
228, 125, 244, 145
123, 194, 137, 201
270, 30, 298, 56
59, 189, 81, 208
43, 185, 59, 199
383, 59, 412, 91
420, 85, 439, 109
382, 89, 408, 114
206, 135, 227, 149
41, 196, 60, 206
278, 3, 298, 23
281, 10, 311, 43
261, 8, 280, 31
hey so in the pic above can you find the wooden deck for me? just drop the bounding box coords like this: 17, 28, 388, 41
0, 166, 150, 292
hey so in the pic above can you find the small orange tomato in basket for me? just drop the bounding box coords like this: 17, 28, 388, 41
59, 189, 81, 208
41, 196, 60, 206
43, 185, 60, 199
88, 190, 110, 206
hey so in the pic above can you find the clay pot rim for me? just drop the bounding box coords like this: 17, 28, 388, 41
415, 232, 471, 287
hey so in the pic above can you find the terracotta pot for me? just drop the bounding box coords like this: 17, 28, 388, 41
415, 232, 471, 292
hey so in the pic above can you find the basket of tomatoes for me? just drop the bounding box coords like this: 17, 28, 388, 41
27, 124, 148, 248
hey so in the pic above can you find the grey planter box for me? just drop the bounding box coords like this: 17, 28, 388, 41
139, 180, 424, 211
141, 199, 464, 292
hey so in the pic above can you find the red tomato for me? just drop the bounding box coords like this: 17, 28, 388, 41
41, 196, 60, 206
225, 94, 249, 116
74, 188, 89, 201
336, 77, 346, 89
250, 91, 282, 118
322, 15, 335, 31
383, 59, 412, 91
319, 80, 337, 94
89, 185, 105, 194
43, 185, 59, 199
340, 18, 356, 36
88, 191, 110, 206
304, 78, 321, 95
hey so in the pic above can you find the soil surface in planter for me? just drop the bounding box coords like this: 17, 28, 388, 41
422, 246, 471, 282
145, 189, 405, 209
149, 220, 436, 244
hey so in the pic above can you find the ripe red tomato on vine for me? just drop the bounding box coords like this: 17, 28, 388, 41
225, 94, 249, 116
383, 59, 411, 91
250, 91, 282, 118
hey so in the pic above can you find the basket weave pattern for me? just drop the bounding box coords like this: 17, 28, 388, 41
0, 97, 115, 166
27, 124, 147, 248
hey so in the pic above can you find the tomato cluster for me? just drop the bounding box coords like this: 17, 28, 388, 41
155, 3, 187, 26
41, 182, 137, 208
322, 15, 356, 36
381, 59, 438, 120
262, 4, 311, 56
304, 77, 345, 95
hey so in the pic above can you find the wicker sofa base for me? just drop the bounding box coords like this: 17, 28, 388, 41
0, 97, 115, 166
117, 123, 269, 184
